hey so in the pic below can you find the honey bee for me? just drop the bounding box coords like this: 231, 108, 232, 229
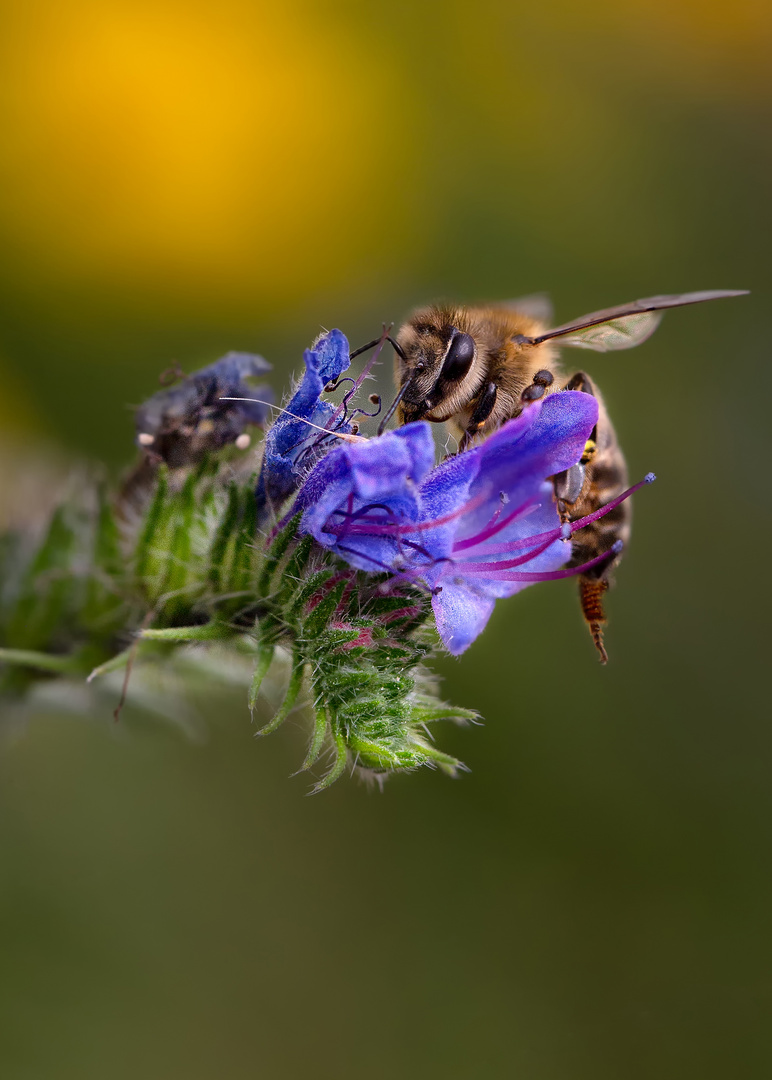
392, 290, 747, 661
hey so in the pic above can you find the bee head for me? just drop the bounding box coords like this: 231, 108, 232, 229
394, 308, 479, 423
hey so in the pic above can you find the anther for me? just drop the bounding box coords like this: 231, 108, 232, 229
645, 472, 656, 483
324, 381, 338, 393
369, 393, 381, 406
533, 370, 554, 386
235, 433, 251, 450
521, 383, 546, 402
137, 433, 155, 446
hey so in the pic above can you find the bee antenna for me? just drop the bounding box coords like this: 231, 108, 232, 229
386, 335, 407, 362
377, 379, 411, 435
348, 326, 406, 364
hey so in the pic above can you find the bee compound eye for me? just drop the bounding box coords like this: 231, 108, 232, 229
441, 332, 476, 382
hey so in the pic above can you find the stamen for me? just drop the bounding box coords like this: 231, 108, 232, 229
334, 544, 434, 595
326, 491, 488, 538
451, 534, 560, 573
467, 541, 624, 582
456, 472, 655, 557
452, 495, 540, 551
325, 327, 391, 431
327, 502, 401, 534
566, 474, 655, 532
350, 393, 383, 420
220, 397, 368, 443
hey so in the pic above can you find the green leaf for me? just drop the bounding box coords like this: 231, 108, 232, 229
140, 623, 229, 643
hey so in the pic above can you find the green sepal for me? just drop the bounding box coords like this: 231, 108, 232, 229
302, 580, 346, 639
0, 648, 77, 675
255, 648, 306, 737
286, 568, 334, 620
257, 512, 302, 597
3, 505, 79, 652
273, 533, 314, 605
248, 635, 277, 712
135, 464, 169, 588
86, 647, 136, 683
299, 708, 328, 772
231, 480, 259, 600
311, 728, 348, 793
161, 463, 206, 620
207, 481, 241, 595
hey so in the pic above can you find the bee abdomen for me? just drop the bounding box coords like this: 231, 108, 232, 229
578, 577, 610, 664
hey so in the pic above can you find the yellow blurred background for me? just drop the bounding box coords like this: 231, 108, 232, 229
1, 1, 771, 1077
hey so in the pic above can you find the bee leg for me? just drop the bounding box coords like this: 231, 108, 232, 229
563, 371, 592, 393
552, 371, 595, 522
562, 370, 599, 469
520, 368, 554, 403
553, 463, 586, 523
459, 381, 499, 449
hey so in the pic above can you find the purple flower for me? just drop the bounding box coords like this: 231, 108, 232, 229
294, 391, 627, 654
256, 329, 353, 519
135, 351, 272, 467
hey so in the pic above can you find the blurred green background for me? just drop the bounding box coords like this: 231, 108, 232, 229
1, 1, 771, 1077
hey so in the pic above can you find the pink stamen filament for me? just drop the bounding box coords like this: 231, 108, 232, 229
324, 490, 488, 537
459, 542, 623, 581
449, 534, 559, 573
453, 473, 654, 557
333, 543, 435, 594
324, 473, 650, 556
452, 495, 540, 551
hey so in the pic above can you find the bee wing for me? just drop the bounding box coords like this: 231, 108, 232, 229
526, 290, 749, 351
556, 310, 664, 351
499, 293, 554, 323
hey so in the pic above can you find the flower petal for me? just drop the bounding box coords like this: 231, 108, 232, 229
311, 328, 351, 385
297, 425, 435, 572
431, 579, 496, 656
477, 391, 598, 498
256, 330, 353, 516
